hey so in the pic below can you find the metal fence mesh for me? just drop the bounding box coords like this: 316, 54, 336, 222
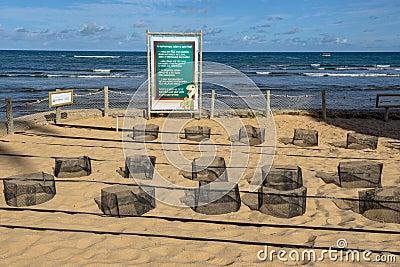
325, 93, 377, 111
201, 92, 320, 115
0, 103, 6, 121
108, 90, 143, 110
1, 87, 398, 135
271, 93, 321, 111
214, 93, 266, 111
64, 90, 105, 111
0, 89, 106, 134
5, 88, 393, 120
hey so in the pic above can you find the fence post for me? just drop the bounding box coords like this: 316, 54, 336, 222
6, 98, 14, 134
265, 90, 271, 117
104, 86, 109, 117
384, 107, 389, 122
210, 90, 215, 119
55, 89, 61, 124
321, 90, 327, 121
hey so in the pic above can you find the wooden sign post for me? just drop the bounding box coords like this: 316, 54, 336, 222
48, 89, 74, 124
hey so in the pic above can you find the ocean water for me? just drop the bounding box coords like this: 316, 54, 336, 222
0, 50, 399, 111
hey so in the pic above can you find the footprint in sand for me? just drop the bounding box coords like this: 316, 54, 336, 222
337, 214, 356, 226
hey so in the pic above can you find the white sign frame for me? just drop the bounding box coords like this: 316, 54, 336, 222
376, 94, 400, 108
49, 90, 74, 108
146, 31, 203, 118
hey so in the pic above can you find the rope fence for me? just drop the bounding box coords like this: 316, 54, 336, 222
1, 86, 399, 135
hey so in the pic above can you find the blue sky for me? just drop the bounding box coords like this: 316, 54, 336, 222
0, 0, 399, 51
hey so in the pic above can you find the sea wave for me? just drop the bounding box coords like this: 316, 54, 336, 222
0, 74, 18, 77
255, 71, 271, 75
335, 67, 369, 70
93, 69, 112, 73
376, 64, 390, 69
4, 71, 398, 79
270, 64, 291, 68
254, 71, 293, 76
72, 74, 145, 78
47, 74, 70, 78
74, 55, 121, 59
92, 69, 128, 73
0, 73, 145, 78
203, 71, 242, 75
303, 72, 400, 77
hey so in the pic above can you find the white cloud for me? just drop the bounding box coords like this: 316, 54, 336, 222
336, 38, 348, 44
267, 16, 284, 21
14, 27, 29, 33
243, 35, 257, 42
133, 20, 147, 28
116, 0, 169, 3
203, 25, 222, 36
175, 5, 209, 14
320, 34, 349, 45
276, 28, 299, 35
250, 23, 271, 32
0, 1, 395, 51
78, 23, 111, 36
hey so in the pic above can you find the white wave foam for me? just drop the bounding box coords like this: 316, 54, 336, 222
203, 71, 241, 75
335, 67, 366, 70
72, 74, 143, 78
376, 64, 390, 69
256, 71, 271, 75
4, 73, 145, 79
304, 72, 399, 77
74, 55, 121, 59
47, 74, 67, 78
74, 75, 125, 78
93, 69, 111, 73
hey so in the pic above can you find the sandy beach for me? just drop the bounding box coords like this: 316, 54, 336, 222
0, 114, 399, 266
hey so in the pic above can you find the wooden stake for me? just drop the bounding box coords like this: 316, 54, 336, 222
210, 90, 215, 118
104, 86, 109, 117
266, 90, 271, 117
384, 107, 389, 122
322, 90, 327, 121
6, 98, 14, 134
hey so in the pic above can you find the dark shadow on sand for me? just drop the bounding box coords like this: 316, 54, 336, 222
0, 206, 399, 238
0, 121, 61, 169
54, 123, 223, 136
3, 222, 399, 255
314, 114, 400, 141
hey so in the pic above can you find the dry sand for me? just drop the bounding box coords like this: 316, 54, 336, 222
0, 114, 399, 266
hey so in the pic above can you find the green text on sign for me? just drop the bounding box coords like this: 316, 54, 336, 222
155, 42, 194, 99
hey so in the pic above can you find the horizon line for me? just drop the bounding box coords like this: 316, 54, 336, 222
0, 49, 399, 53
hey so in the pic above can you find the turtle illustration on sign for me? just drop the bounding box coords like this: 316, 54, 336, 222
180, 83, 197, 110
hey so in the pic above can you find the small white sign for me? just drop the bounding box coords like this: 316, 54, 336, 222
49, 90, 74, 108
376, 94, 400, 108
